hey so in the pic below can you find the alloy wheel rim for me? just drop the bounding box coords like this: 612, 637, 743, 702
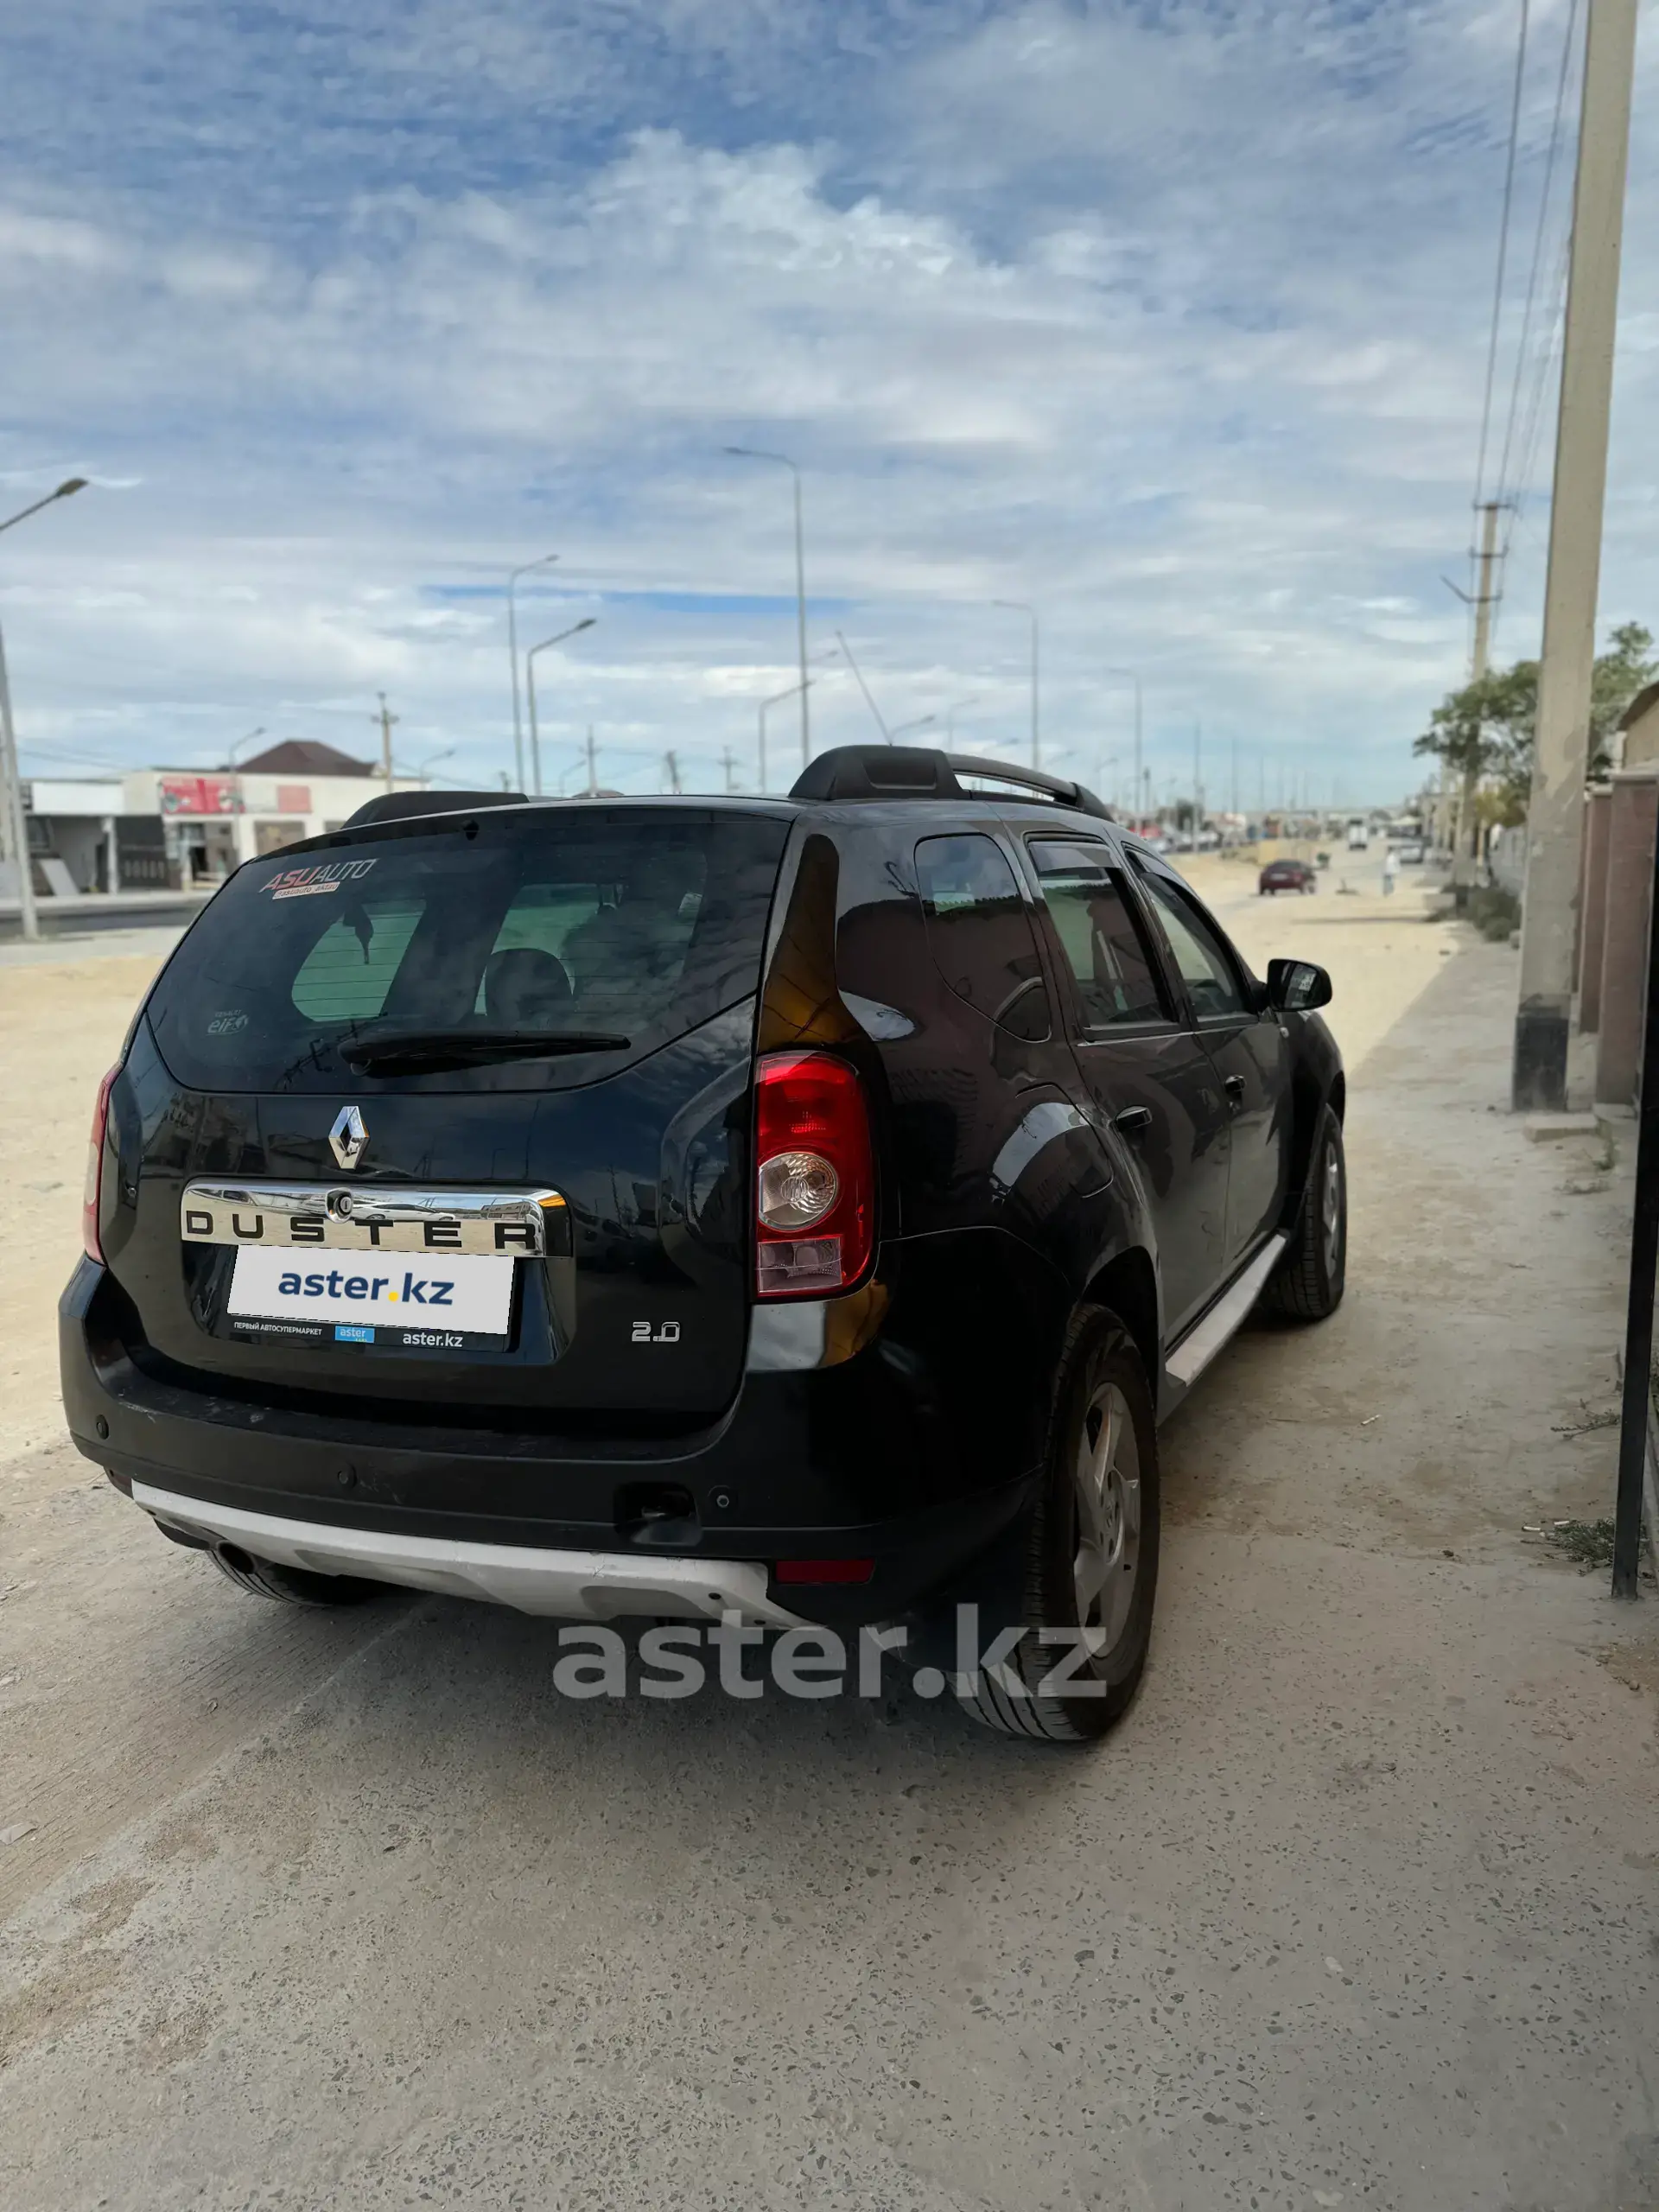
1072, 1380, 1141, 1658
1320, 1143, 1343, 1277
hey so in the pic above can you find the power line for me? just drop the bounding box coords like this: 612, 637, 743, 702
1495, 0, 1581, 516
1472, 0, 1533, 520
1461, 0, 1532, 666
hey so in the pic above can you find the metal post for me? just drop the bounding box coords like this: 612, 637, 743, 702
526, 656, 543, 796
1611, 809, 1659, 1597
507, 555, 557, 795
791, 467, 810, 771
996, 602, 1039, 767
0, 620, 41, 940
1453, 501, 1503, 899
1513, 0, 1641, 1109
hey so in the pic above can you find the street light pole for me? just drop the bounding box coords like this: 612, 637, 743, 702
759, 679, 814, 794
226, 726, 265, 863
995, 601, 1039, 768
727, 448, 810, 769
0, 478, 89, 942
1107, 669, 1143, 829
526, 618, 597, 797
507, 553, 557, 795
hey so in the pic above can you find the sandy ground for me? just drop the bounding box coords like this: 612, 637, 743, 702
2, 866, 1656, 2209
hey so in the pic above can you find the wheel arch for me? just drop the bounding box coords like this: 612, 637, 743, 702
1079, 1244, 1160, 1391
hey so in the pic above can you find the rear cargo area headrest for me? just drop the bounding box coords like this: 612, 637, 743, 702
789, 746, 964, 803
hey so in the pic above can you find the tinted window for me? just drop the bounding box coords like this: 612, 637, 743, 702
146, 810, 788, 1092
1133, 867, 1249, 1020
1029, 842, 1167, 1029
915, 834, 1050, 1040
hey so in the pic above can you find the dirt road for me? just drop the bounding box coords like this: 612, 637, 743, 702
3, 874, 1656, 2210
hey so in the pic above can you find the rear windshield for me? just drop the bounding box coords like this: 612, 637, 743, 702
145, 808, 790, 1093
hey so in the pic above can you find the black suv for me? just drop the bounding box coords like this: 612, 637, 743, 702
62, 746, 1344, 1743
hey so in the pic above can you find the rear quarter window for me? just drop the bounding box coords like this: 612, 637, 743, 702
914, 833, 1051, 1040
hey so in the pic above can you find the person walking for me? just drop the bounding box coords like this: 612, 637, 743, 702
1381, 845, 1398, 898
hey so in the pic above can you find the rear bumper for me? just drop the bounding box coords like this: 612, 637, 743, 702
62, 1257, 1039, 1627
134, 1482, 815, 1627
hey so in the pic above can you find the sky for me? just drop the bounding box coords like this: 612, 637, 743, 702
1, 0, 1655, 810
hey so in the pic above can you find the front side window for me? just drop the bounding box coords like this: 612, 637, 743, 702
915, 833, 1050, 1041
1132, 866, 1249, 1020
1028, 841, 1167, 1030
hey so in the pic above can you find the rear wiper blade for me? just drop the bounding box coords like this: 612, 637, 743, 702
339, 1029, 631, 1074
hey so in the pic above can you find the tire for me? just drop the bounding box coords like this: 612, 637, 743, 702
960, 1310, 1160, 1744
1261, 1102, 1346, 1320
208, 1542, 385, 1608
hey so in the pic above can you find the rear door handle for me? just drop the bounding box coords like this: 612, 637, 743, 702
1113, 1106, 1154, 1135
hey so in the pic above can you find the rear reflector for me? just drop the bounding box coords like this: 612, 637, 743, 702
774, 1558, 876, 1586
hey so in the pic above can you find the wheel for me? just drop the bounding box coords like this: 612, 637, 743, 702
961, 1310, 1160, 1743
1262, 1102, 1346, 1320
207, 1541, 385, 1608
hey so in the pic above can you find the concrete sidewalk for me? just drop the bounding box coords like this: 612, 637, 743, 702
1, 926, 1656, 2212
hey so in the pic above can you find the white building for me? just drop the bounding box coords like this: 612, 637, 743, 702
22, 742, 432, 894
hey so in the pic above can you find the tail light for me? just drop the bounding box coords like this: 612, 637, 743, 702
82, 1064, 120, 1263
753, 1051, 874, 1299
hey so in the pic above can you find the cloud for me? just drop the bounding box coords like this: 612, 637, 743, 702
0, 0, 1654, 802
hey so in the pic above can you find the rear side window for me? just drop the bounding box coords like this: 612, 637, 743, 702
146, 810, 788, 1092
915, 834, 1050, 1041
1028, 842, 1166, 1029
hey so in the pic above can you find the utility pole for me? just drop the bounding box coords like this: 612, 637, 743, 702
585, 726, 598, 798
0, 628, 39, 941
721, 746, 738, 795
664, 749, 682, 795
1514, 0, 1640, 1110
1192, 722, 1203, 835
1230, 733, 1239, 823
1452, 499, 1504, 901
375, 694, 398, 793
995, 602, 1039, 768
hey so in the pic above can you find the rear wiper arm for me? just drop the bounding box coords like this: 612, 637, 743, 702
339, 1029, 631, 1074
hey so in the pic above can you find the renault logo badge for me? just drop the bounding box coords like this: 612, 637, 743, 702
328, 1104, 369, 1170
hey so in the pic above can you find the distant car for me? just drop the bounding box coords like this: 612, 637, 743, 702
1259, 858, 1317, 896
1396, 840, 1426, 864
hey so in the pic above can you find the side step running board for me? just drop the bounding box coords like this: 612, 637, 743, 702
1162, 1233, 1289, 1397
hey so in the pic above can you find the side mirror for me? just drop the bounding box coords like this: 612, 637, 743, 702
1266, 957, 1332, 1013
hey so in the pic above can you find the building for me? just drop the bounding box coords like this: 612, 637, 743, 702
21, 742, 431, 896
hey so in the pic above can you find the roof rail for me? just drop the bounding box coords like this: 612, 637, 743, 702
788, 745, 1113, 821
342, 789, 527, 830
944, 753, 1114, 823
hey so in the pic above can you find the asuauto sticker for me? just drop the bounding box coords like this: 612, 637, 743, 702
259, 857, 378, 900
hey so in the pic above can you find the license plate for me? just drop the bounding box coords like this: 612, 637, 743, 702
226, 1246, 515, 1351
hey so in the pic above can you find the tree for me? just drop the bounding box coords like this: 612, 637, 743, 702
1414, 621, 1656, 823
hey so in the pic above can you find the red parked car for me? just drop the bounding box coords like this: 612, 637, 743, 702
1259, 858, 1318, 896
